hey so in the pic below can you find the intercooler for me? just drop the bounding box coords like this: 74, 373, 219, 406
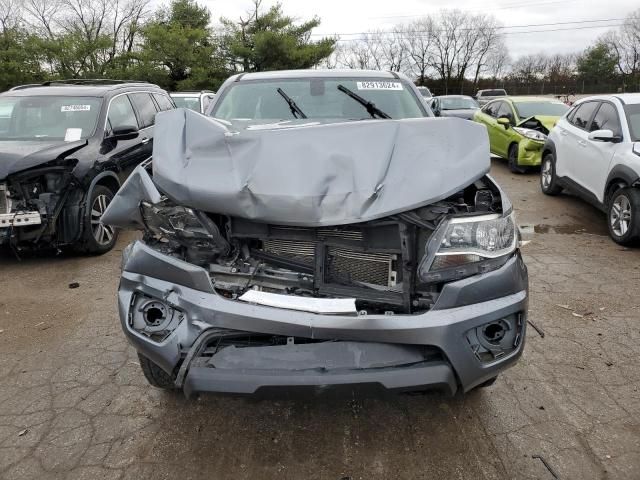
262, 238, 399, 288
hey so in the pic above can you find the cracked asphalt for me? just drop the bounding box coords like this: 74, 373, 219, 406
1, 160, 639, 480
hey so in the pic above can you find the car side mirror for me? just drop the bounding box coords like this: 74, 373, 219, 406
497, 117, 511, 128
588, 129, 620, 143
107, 125, 139, 141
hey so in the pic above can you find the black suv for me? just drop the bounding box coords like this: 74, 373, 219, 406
0, 80, 174, 254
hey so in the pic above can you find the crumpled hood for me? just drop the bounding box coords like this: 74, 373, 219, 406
149, 109, 491, 227
0, 139, 87, 180
517, 115, 559, 133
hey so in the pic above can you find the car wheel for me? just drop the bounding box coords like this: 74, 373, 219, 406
508, 144, 526, 174
138, 353, 177, 390
607, 188, 640, 246
540, 153, 562, 195
76, 185, 118, 254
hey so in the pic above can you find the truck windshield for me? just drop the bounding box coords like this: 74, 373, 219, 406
212, 78, 426, 121
0, 96, 102, 141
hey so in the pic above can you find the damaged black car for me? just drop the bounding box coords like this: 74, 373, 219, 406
0, 80, 174, 253
103, 70, 528, 396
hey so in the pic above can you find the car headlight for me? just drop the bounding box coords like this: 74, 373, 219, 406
513, 127, 547, 142
418, 213, 518, 283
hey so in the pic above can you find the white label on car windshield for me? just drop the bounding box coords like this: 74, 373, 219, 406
357, 81, 403, 91
61, 105, 91, 112
64, 128, 82, 142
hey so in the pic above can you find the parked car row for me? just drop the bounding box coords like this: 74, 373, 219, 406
2, 70, 637, 400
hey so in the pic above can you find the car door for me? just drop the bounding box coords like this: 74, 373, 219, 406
128, 92, 159, 161
494, 101, 517, 156
580, 102, 623, 202
561, 101, 600, 187
476, 101, 503, 155
100, 94, 147, 182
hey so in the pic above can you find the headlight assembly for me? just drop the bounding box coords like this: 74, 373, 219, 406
513, 127, 547, 142
140, 199, 229, 256
419, 213, 518, 283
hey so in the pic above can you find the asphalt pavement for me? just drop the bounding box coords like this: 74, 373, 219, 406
1, 160, 639, 480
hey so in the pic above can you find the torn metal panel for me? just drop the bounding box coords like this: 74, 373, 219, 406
150, 109, 490, 227
100, 165, 162, 229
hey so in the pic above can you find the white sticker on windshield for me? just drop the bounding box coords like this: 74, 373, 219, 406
64, 128, 82, 142
356, 81, 403, 91
61, 105, 91, 112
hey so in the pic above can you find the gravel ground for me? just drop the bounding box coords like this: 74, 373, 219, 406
1, 160, 639, 480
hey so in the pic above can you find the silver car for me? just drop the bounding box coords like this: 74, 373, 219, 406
104, 70, 528, 397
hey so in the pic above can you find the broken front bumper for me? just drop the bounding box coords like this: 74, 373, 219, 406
517, 139, 544, 166
119, 241, 528, 396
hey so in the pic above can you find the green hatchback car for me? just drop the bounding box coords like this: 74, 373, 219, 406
474, 97, 569, 173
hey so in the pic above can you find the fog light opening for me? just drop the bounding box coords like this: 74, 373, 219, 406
144, 306, 165, 326
483, 322, 506, 344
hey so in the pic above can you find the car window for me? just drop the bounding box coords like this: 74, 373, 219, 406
624, 104, 640, 142
153, 93, 174, 111
172, 96, 202, 112
212, 78, 426, 120
496, 102, 515, 121
480, 90, 506, 97
513, 101, 569, 118
129, 93, 158, 128
107, 95, 138, 132
570, 102, 599, 130
482, 101, 499, 118
439, 97, 478, 110
590, 103, 621, 136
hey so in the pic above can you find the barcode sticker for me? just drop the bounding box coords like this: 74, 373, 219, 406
61, 105, 91, 112
356, 82, 403, 91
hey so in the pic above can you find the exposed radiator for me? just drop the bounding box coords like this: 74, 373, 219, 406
326, 248, 398, 287
261, 238, 398, 287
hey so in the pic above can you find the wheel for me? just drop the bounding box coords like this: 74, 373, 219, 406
76, 185, 118, 254
508, 144, 526, 174
138, 353, 177, 390
607, 188, 640, 246
540, 153, 562, 195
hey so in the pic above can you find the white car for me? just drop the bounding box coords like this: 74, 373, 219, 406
541, 94, 640, 245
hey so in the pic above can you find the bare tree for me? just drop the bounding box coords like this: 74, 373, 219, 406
603, 9, 640, 84
403, 18, 434, 84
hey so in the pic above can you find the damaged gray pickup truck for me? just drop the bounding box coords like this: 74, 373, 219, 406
103, 70, 528, 397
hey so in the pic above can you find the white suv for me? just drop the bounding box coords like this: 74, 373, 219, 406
541, 94, 640, 245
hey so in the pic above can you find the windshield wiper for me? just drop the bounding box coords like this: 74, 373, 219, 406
276, 88, 307, 119
337, 85, 391, 119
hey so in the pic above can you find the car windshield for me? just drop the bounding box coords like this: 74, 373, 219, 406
0, 96, 102, 141
440, 97, 478, 110
171, 96, 201, 111
514, 101, 569, 118
417, 87, 432, 98
480, 90, 506, 97
624, 104, 640, 141
212, 78, 425, 121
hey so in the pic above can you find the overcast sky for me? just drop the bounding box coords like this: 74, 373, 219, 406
200, 0, 638, 58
